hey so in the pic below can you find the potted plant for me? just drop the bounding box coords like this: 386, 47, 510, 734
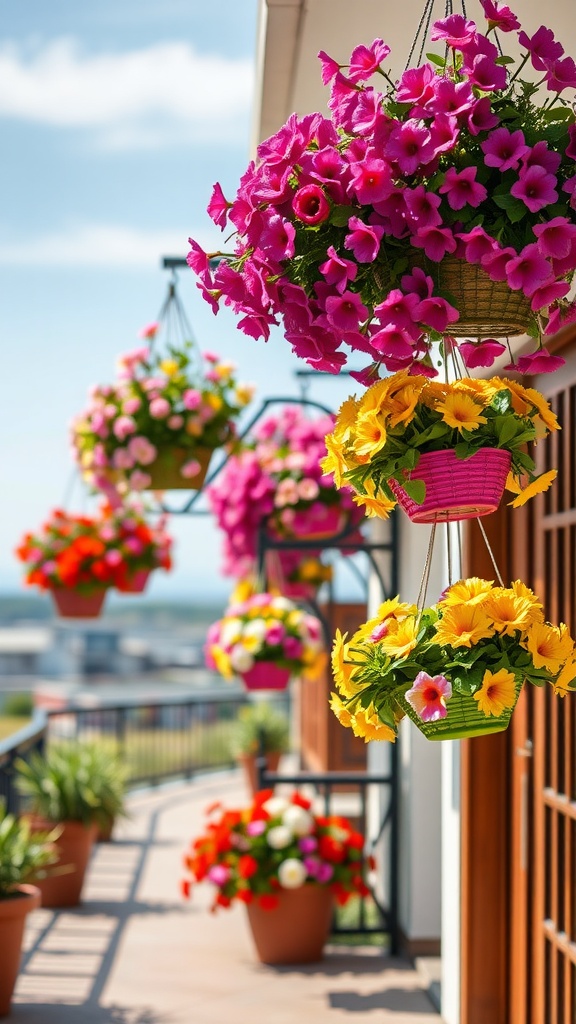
15, 745, 111, 907
182, 789, 369, 964
15, 504, 173, 615
71, 335, 254, 494
330, 580, 576, 743
205, 592, 326, 691
267, 556, 334, 602
231, 702, 290, 795
188, 6, 576, 382
80, 745, 128, 843
206, 405, 364, 587
322, 371, 560, 522
0, 805, 58, 1015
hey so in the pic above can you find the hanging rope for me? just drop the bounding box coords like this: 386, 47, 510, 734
150, 270, 200, 372
475, 518, 506, 586
405, 0, 468, 71
416, 520, 438, 613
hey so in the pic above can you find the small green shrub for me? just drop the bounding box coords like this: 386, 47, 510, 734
231, 702, 290, 757
0, 803, 59, 898
15, 744, 126, 828
2, 692, 34, 718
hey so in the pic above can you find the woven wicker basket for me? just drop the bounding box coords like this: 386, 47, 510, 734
402, 682, 523, 741
389, 447, 512, 524
412, 254, 534, 338
147, 446, 212, 491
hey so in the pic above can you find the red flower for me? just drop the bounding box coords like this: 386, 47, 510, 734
258, 894, 279, 910
290, 792, 312, 810
238, 855, 258, 879
318, 835, 346, 863
180, 879, 191, 899
236, 888, 254, 904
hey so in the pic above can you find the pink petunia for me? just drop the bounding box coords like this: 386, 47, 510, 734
319, 246, 358, 293
533, 217, 576, 260
430, 14, 476, 50
317, 49, 341, 85
439, 166, 487, 210
369, 325, 416, 360
460, 339, 506, 368
523, 141, 561, 176
517, 26, 563, 72
505, 350, 566, 375
207, 182, 230, 230
137, 324, 158, 341
386, 120, 434, 175
530, 280, 571, 311
505, 245, 552, 296
416, 296, 460, 333
396, 64, 436, 106
404, 186, 442, 229
467, 55, 507, 94
292, 185, 330, 225
324, 290, 369, 332
347, 39, 391, 83
458, 227, 496, 264
481, 127, 529, 172
374, 289, 420, 330
349, 156, 393, 205
405, 672, 452, 723
545, 56, 576, 93
113, 415, 137, 441
511, 167, 558, 213
481, 245, 518, 282
344, 217, 384, 263
411, 225, 457, 262
479, 0, 520, 31
467, 97, 500, 136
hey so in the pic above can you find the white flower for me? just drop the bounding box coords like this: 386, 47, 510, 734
278, 858, 307, 889
282, 805, 315, 837
229, 645, 255, 673
220, 619, 242, 646
262, 796, 289, 818
266, 825, 293, 850
242, 619, 267, 641
270, 597, 295, 613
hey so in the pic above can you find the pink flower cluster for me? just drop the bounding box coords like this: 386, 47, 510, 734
189, 3, 576, 380
207, 406, 363, 579
71, 343, 253, 494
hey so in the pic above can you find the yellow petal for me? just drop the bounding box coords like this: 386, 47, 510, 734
509, 469, 557, 508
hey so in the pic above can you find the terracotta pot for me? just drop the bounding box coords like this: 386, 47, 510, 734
237, 751, 282, 796
389, 448, 512, 524
27, 818, 97, 908
96, 817, 114, 843
147, 446, 212, 490
247, 884, 333, 964
0, 885, 40, 1016
50, 587, 107, 619
240, 663, 292, 692
115, 569, 151, 594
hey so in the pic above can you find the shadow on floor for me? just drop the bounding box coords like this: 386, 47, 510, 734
328, 987, 438, 1013
269, 953, 415, 978
10, 1004, 173, 1024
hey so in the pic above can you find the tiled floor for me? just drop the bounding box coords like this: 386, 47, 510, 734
12, 772, 442, 1023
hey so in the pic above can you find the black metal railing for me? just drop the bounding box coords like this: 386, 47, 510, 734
257, 753, 400, 951
0, 711, 47, 814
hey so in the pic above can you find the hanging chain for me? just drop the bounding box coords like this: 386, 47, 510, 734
405, 0, 469, 71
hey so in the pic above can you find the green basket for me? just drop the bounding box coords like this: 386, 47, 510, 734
401, 682, 523, 741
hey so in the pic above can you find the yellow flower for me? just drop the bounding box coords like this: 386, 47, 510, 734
354, 598, 418, 641
434, 604, 494, 648
358, 376, 397, 415
302, 649, 327, 680
442, 577, 493, 607
510, 581, 544, 624
353, 478, 395, 519
523, 621, 574, 673
350, 706, 397, 743
333, 397, 360, 443
523, 386, 559, 434
235, 384, 255, 406
204, 393, 223, 413
211, 646, 233, 679
455, 377, 498, 402
353, 411, 387, 458
434, 392, 488, 432
231, 579, 256, 603
505, 471, 522, 494
160, 358, 179, 377
321, 433, 348, 488
473, 668, 518, 717
331, 630, 363, 698
388, 384, 422, 428
552, 657, 576, 697
509, 470, 557, 508
329, 692, 354, 728
379, 617, 420, 659
213, 361, 235, 381
483, 588, 539, 636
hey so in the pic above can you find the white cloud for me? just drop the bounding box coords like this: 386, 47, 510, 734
0, 38, 254, 147
0, 222, 217, 268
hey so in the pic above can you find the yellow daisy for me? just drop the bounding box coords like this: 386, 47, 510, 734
523, 621, 575, 673
353, 478, 396, 519
523, 386, 560, 433
473, 668, 518, 717
350, 706, 397, 743
388, 384, 423, 428
379, 617, 420, 659
329, 692, 354, 728
483, 588, 539, 636
210, 646, 233, 679
442, 577, 493, 607
333, 397, 360, 443
331, 630, 363, 698
509, 470, 557, 508
551, 657, 576, 697
510, 581, 544, 624
353, 411, 387, 458
434, 604, 494, 648
321, 433, 348, 488
434, 392, 488, 432
159, 358, 180, 377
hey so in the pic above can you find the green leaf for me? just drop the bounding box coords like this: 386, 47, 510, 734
542, 106, 573, 123
399, 477, 426, 505
495, 55, 515, 65
426, 52, 446, 68
330, 206, 353, 227
492, 192, 528, 223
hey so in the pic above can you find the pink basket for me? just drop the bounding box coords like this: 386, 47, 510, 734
389, 448, 512, 524
240, 663, 292, 691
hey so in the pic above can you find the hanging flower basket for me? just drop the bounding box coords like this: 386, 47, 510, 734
205, 592, 326, 685
115, 569, 151, 594
323, 371, 559, 522
417, 255, 534, 339
401, 680, 524, 741
50, 587, 108, 619
147, 445, 213, 491
389, 448, 511, 523
240, 662, 292, 692
189, 8, 576, 380
247, 884, 334, 964
287, 504, 346, 541
330, 579, 576, 744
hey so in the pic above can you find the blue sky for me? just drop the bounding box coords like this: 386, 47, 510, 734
0, 0, 355, 601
